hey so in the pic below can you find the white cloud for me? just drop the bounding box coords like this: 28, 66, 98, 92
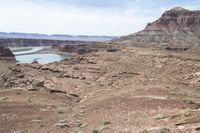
135, 0, 141, 3
0, 0, 159, 36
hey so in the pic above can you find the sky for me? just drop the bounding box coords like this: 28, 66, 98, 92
0, 0, 200, 36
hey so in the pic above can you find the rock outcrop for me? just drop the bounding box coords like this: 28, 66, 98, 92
0, 46, 15, 60
57, 43, 114, 54
115, 7, 200, 48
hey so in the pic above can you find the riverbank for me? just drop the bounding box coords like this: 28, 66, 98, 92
10, 46, 71, 64
13, 47, 44, 56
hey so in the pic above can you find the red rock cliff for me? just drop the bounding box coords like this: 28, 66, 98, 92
116, 7, 200, 48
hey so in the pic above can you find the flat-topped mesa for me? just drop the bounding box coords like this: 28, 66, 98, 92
170, 7, 188, 12
156, 7, 200, 26
115, 7, 200, 48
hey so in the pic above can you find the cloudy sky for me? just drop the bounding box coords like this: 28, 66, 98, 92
0, 0, 199, 36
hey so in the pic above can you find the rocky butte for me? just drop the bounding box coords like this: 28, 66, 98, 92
115, 7, 200, 48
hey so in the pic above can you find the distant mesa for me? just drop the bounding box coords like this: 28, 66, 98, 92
114, 7, 200, 48
0, 33, 118, 47
0, 32, 117, 42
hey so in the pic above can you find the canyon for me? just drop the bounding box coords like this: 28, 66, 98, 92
1, 7, 200, 133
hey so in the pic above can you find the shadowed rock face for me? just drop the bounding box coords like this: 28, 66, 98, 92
115, 7, 200, 48
0, 46, 4, 53
0, 46, 15, 60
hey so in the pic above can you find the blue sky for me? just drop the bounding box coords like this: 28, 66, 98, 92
0, 0, 199, 36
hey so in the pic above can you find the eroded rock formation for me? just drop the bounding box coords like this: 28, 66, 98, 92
0, 46, 15, 60
115, 7, 200, 48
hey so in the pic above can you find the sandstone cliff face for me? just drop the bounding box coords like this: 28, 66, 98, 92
116, 7, 200, 48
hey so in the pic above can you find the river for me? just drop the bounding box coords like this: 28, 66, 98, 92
12, 47, 65, 64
